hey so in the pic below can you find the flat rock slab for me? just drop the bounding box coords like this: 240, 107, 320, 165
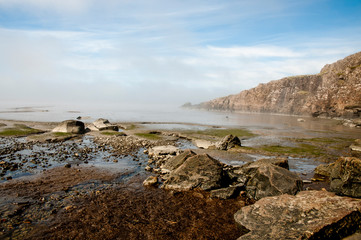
235, 190, 361, 240
149, 146, 180, 156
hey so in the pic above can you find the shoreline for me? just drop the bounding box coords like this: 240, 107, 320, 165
0, 117, 360, 239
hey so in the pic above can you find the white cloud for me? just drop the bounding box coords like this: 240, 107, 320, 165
0, 0, 92, 14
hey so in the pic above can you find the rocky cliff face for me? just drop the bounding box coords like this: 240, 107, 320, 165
196, 52, 361, 118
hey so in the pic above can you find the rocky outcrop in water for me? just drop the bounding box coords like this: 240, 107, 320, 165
234, 190, 361, 240
194, 52, 361, 120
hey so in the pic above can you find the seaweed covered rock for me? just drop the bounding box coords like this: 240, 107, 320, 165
329, 157, 361, 198
234, 191, 361, 240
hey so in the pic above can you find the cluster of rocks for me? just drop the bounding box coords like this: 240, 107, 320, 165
51, 118, 120, 134
144, 145, 303, 200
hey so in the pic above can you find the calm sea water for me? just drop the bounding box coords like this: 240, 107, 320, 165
0, 103, 360, 138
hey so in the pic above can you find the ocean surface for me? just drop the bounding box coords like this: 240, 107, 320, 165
0, 103, 360, 138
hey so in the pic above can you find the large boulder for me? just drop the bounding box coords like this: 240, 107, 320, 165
245, 163, 303, 200
215, 134, 242, 150
162, 154, 226, 191
160, 149, 196, 173
234, 191, 361, 240
329, 157, 361, 198
89, 118, 119, 131
52, 120, 85, 134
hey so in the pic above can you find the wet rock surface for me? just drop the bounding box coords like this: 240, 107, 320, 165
234, 190, 361, 240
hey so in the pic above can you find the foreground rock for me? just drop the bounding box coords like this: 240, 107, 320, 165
315, 157, 361, 198
162, 154, 226, 191
88, 118, 119, 131
52, 120, 85, 134
234, 190, 361, 240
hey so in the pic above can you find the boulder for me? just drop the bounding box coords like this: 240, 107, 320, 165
215, 134, 242, 150
245, 163, 303, 200
160, 149, 196, 173
52, 120, 85, 134
162, 154, 226, 191
234, 191, 361, 240
329, 157, 361, 198
90, 118, 119, 131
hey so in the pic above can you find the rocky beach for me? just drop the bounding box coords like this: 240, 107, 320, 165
0, 116, 360, 239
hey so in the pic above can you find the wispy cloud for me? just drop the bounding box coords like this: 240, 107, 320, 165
0, 0, 360, 106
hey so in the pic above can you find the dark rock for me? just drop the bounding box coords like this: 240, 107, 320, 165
245, 163, 303, 200
329, 157, 361, 198
162, 154, 226, 191
52, 120, 85, 134
210, 186, 240, 199
64, 163, 71, 168
234, 190, 361, 240
215, 134, 242, 150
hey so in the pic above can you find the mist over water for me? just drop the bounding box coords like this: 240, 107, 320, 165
1, 102, 360, 138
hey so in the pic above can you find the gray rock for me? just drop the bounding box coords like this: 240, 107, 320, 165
162, 154, 226, 191
215, 134, 242, 150
244, 163, 303, 200
90, 118, 119, 131
234, 190, 361, 240
52, 120, 85, 134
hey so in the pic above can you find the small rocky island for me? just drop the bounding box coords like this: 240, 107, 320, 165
0, 116, 360, 239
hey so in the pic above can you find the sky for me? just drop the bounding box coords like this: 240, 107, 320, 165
0, 0, 361, 108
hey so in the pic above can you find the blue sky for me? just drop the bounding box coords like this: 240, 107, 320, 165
0, 0, 361, 107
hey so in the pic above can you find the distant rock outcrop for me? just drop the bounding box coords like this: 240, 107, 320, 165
194, 52, 361, 119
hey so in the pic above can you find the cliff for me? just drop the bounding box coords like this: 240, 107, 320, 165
195, 52, 361, 118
